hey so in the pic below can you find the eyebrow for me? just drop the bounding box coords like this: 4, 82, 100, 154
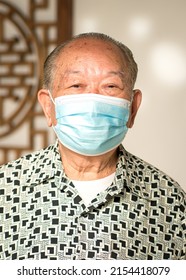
108, 71, 125, 78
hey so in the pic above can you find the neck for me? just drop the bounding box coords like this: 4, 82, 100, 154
59, 143, 118, 181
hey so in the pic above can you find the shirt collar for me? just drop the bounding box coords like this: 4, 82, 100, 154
117, 144, 152, 200
25, 141, 151, 200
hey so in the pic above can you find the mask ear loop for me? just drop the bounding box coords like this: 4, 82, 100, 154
48, 89, 55, 104
47, 90, 58, 138
127, 90, 134, 112
131, 90, 135, 103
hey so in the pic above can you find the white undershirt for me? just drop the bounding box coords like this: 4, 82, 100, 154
72, 172, 115, 206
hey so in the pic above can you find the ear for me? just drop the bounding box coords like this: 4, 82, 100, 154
127, 89, 142, 128
37, 89, 56, 127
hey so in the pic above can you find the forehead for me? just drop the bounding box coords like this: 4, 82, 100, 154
57, 38, 126, 66
65, 37, 120, 50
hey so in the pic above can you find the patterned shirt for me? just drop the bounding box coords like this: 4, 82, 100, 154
0, 141, 185, 260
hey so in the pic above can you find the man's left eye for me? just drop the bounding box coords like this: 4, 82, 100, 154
107, 84, 118, 88
71, 84, 81, 88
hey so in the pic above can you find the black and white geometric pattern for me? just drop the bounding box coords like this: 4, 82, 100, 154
0, 141, 185, 259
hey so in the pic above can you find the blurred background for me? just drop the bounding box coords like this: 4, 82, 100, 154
0, 0, 186, 190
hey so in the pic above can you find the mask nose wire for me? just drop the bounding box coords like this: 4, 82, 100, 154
48, 89, 55, 104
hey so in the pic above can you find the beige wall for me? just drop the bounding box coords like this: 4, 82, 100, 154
73, 0, 186, 190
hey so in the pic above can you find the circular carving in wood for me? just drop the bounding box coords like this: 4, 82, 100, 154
0, 1, 40, 137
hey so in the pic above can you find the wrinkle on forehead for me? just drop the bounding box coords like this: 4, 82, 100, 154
58, 69, 126, 80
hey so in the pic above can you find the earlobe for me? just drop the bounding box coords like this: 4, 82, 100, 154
127, 89, 142, 128
37, 89, 54, 127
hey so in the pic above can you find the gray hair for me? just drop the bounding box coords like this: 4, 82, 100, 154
43, 32, 138, 92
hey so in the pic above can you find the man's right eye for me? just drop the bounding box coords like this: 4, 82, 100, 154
71, 84, 81, 88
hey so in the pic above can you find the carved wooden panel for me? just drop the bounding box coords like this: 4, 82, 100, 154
0, 0, 72, 164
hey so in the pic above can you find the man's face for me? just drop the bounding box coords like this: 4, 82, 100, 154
38, 38, 141, 129
49, 38, 131, 125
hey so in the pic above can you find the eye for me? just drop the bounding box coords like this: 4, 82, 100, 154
107, 84, 117, 88
105, 83, 121, 90
71, 84, 81, 88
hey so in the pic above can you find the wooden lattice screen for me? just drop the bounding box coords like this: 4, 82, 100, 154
0, 0, 72, 164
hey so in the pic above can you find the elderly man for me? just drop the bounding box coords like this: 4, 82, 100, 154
0, 32, 185, 260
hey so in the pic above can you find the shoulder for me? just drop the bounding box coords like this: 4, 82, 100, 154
119, 145, 186, 205
0, 143, 58, 186
0, 144, 54, 170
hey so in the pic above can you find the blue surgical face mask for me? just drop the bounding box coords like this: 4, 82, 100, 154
49, 92, 131, 156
